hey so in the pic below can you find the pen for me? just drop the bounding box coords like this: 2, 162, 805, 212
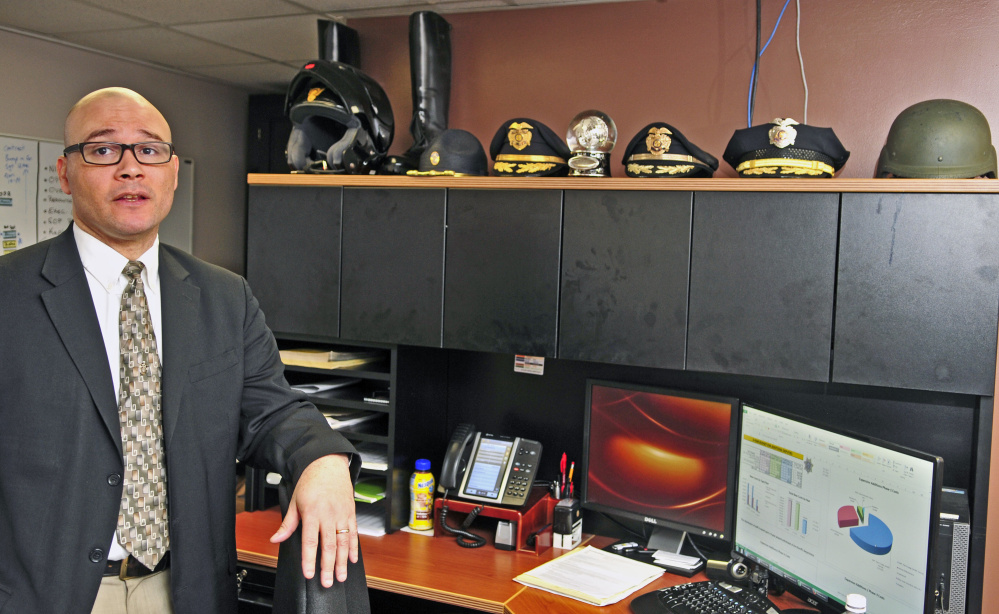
568, 461, 574, 498
560, 452, 567, 499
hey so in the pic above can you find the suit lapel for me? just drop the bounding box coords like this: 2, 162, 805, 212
159, 246, 200, 446
40, 230, 121, 451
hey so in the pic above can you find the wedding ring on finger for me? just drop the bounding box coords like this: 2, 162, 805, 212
336, 529, 351, 534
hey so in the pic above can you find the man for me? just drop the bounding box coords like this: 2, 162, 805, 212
0, 87, 361, 612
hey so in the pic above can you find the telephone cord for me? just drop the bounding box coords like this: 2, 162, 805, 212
439, 503, 487, 548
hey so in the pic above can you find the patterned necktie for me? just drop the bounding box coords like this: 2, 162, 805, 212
117, 260, 169, 569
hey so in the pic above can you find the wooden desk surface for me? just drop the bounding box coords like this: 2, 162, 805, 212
235, 509, 802, 614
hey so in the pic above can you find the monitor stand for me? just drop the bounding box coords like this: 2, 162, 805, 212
646, 525, 687, 554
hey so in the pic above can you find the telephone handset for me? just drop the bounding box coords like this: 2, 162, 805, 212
441, 423, 476, 491
439, 423, 543, 508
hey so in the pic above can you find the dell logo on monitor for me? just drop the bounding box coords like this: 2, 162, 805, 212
644, 517, 658, 525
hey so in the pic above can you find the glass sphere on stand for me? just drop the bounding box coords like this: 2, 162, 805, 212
566, 110, 618, 177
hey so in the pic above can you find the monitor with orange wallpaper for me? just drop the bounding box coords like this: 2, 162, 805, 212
581, 379, 739, 553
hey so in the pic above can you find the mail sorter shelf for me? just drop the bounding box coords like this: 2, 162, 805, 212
245, 342, 448, 535
244, 340, 398, 537
280, 364, 391, 381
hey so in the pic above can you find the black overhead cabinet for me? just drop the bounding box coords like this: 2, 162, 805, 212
686, 191, 839, 382
246, 186, 342, 337
245, 184, 999, 394
442, 189, 562, 356
833, 192, 999, 394
559, 189, 691, 369
340, 187, 446, 347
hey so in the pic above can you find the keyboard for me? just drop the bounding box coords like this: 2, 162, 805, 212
630, 580, 782, 614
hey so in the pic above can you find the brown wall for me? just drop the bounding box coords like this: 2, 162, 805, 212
351, 0, 999, 179
349, 0, 999, 608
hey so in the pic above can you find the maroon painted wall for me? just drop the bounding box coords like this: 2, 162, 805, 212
351, 0, 999, 179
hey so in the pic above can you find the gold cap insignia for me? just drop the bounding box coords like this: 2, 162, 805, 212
430, 151, 441, 166
768, 118, 799, 148
646, 127, 672, 155
507, 122, 534, 151
307, 87, 325, 102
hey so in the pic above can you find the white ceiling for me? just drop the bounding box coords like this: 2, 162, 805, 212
0, 0, 633, 94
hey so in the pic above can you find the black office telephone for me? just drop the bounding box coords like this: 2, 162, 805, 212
439, 423, 543, 508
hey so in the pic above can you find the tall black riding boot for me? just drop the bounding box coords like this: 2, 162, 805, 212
317, 19, 360, 68
380, 11, 452, 174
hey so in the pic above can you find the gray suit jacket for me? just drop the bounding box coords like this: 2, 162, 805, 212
0, 227, 358, 613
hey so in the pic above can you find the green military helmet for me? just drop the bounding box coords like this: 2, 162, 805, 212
877, 99, 997, 178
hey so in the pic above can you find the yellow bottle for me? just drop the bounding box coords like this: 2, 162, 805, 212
409, 459, 435, 531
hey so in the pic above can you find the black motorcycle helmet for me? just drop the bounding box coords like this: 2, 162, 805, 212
284, 60, 394, 174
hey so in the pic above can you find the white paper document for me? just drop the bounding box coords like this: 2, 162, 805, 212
514, 545, 663, 606
291, 378, 361, 393
325, 413, 379, 430
353, 441, 389, 471
356, 502, 387, 537
651, 549, 702, 570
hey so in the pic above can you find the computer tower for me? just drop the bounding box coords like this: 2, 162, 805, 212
935, 488, 970, 614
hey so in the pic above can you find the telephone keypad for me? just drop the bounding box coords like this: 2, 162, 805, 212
501, 439, 542, 505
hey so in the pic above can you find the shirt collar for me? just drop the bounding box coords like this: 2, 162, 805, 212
73, 224, 160, 290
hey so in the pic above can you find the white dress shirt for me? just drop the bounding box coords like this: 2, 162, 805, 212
73, 224, 163, 561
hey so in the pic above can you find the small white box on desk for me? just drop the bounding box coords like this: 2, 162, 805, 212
554, 519, 582, 549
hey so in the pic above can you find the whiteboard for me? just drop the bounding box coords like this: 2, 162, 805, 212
0, 134, 194, 255
0, 135, 39, 253
37, 140, 73, 242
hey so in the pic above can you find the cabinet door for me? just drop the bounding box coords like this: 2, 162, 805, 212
340, 188, 446, 346
834, 193, 999, 394
686, 191, 838, 381
559, 190, 691, 368
443, 189, 562, 355
246, 186, 341, 337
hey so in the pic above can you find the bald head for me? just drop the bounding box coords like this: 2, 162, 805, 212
64, 87, 171, 146
58, 86, 178, 260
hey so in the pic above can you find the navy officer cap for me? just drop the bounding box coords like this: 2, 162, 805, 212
408, 129, 488, 176
622, 122, 718, 178
723, 118, 849, 177
490, 118, 570, 177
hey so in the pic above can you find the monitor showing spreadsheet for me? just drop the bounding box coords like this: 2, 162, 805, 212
734, 403, 942, 614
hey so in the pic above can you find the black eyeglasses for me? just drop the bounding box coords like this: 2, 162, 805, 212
63, 141, 174, 165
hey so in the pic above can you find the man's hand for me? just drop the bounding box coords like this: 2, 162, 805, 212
269, 454, 357, 587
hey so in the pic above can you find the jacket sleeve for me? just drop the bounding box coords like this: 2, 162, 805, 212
233, 277, 360, 485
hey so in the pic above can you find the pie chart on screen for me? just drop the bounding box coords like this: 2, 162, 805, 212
837, 505, 893, 555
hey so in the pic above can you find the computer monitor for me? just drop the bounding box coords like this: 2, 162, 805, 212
734, 403, 943, 614
581, 379, 740, 552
